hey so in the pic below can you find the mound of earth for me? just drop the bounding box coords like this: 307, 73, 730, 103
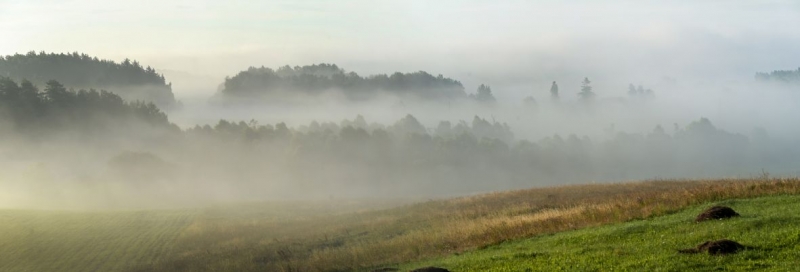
695, 206, 740, 222
411, 267, 450, 272
678, 239, 750, 255
370, 268, 399, 272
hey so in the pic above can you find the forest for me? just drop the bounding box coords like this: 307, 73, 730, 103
0, 52, 176, 108
2, 76, 797, 200
0, 77, 176, 138
218, 64, 467, 102
756, 68, 800, 84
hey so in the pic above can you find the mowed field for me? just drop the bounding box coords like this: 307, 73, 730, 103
0, 210, 195, 272
1, 178, 800, 272
0, 200, 408, 272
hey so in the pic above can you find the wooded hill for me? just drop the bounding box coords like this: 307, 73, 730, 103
219, 63, 467, 102
0, 52, 176, 108
0, 77, 177, 137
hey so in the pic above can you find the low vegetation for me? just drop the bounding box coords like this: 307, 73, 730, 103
2, 178, 800, 272
0, 210, 195, 272
400, 194, 800, 271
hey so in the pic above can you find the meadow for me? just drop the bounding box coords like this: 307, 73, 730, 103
399, 195, 800, 271
2, 177, 800, 272
0, 209, 195, 272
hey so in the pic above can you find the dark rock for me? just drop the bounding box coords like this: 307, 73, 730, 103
370, 268, 399, 272
678, 239, 750, 255
695, 206, 740, 222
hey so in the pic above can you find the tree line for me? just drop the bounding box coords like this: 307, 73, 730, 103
152, 112, 794, 197
219, 64, 467, 101
756, 68, 800, 84
0, 51, 176, 108
0, 77, 177, 137
3, 78, 795, 197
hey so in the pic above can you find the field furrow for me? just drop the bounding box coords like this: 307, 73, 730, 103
0, 210, 196, 272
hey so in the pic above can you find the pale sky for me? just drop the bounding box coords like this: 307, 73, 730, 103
1, 0, 799, 96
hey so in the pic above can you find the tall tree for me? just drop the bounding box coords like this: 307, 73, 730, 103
550, 81, 559, 100
44, 80, 71, 107
628, 84, 637, 96
578, 77, 595, 101
628, 83, 656, 99
473, 84, 496, 103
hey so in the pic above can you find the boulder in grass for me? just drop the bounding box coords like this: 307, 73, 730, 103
678, 239, 751, 255
695, 206, 740, 222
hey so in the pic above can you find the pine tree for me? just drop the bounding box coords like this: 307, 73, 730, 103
578, 77, 595, 101
550, 81, 559, 100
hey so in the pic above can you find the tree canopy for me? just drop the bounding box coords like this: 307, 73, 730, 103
470, 84, 497, 103
178, 114, 772, 195
3, 78, 791, 197
0, 77, 177, 137
756, 68, 800, 84
219, 64, 466, 102
550, 81, 559, 100
628, 84, 655, 99
0, 51, 176, 108
578, 77, 595, 101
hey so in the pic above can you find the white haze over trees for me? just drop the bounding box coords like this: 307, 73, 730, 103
0, 1, 799, 208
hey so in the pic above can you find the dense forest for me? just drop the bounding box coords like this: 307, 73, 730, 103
0, 77, 177, 138
176, 115, 793, 197
0, 52, 176, 108
219, 64, 467, 102
756, 68, 800, 84
4, 77, 797, 198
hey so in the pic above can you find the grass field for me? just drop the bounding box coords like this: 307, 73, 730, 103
2, 178, 800, 272
398, 195, 800, 271
0, 209, 195, 272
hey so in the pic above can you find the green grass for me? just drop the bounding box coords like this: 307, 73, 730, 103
0, 209, 196, 272
398, 195, 800, 271
3, 179, 800, 272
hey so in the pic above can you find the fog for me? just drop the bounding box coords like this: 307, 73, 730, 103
1, 1, 799, 209
169, 74, 800, 142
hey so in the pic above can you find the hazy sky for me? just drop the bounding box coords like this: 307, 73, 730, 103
1, 0, 799, 95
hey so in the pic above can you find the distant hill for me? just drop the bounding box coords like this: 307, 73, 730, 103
218, 63, 466, 102
0, 52, 176, 108
755, 67, 800, 84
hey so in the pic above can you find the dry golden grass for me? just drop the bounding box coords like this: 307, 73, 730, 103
132, 177, 800, 272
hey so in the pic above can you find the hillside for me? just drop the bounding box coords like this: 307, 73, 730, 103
1, 178, 799, 272
401, 195, 800, 271
0, 52, 176, 108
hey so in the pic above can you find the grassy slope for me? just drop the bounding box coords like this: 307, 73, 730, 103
400, 195, 800, 271
2, 179, 800, 272
0, 210, 195, 272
